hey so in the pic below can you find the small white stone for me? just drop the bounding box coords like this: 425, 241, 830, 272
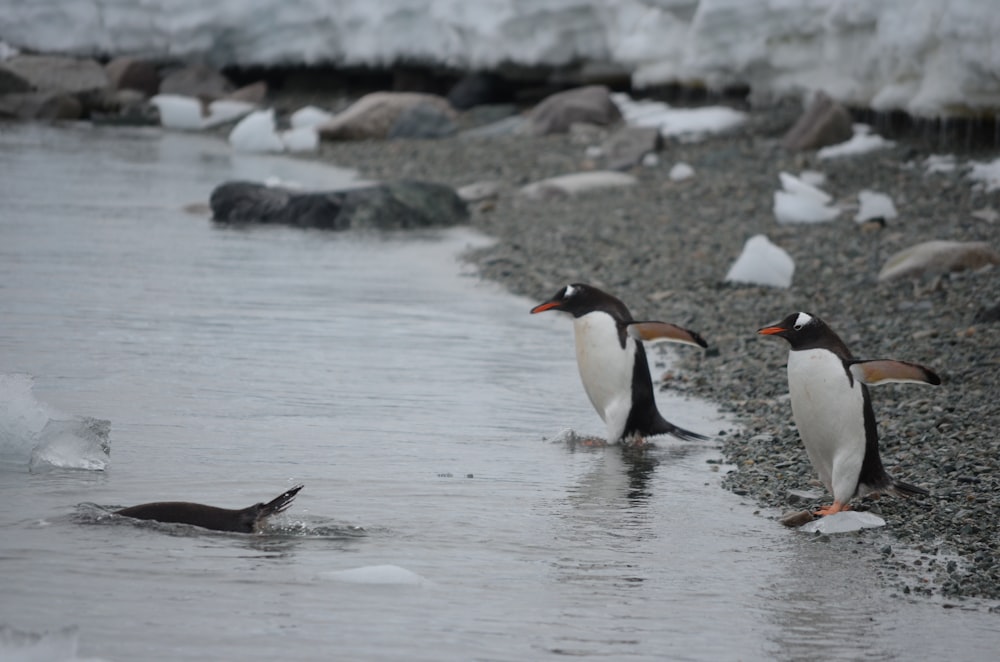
519, 171, 637, 200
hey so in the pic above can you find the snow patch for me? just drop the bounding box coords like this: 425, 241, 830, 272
612, 93, 746, 142
923, 154, 957, 174
817, 124, 894, 160
669, 162, 695, 181
968, 157, 1000, 192
724, 234, 794, 289
855, 190, 898, 223
798, 170, 827, 188
773, 172, 840, 224
290, 105, 335, 129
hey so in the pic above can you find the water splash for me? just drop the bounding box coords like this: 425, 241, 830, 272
0, 374, 111, 473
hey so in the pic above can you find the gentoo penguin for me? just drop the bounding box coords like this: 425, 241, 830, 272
758, 312, 939, 515
114, 485, 303, 533
530, 283, 708, 443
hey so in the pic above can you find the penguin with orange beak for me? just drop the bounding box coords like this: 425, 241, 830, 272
758, 312, 939, 515
531, 283, 708, 443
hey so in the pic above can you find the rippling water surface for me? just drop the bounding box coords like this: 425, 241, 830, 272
0, 125, 996, 661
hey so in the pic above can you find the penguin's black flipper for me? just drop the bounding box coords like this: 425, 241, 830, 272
258, 485, 304, 518
848, 359, 941, 387
890, 480, 929, 498
627, 321, 709, 349
658, 419, 710, 442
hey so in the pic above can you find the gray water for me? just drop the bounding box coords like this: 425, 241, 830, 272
0, 125, 996, 661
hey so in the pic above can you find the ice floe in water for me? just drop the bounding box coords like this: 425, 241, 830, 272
229, 109, 285, 153
0, 374, 110, 472
150, 94, 255, 130
725, 235, 795, 289
800, 511, 886, 534
320, 565, 429, 585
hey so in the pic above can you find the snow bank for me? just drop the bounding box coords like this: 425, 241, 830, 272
1, 1, 997, 117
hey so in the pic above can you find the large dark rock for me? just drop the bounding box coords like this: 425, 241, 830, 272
0, 55, 108, 96
526, 85, 622, 135
210, 180, 468, 230
159, 64, 233, 101
602, 126, 662, 170
447, 72, 513, 110
0, 65, 32, 95
105, 57, 159, 97
0, 91, 83, 120
974, 302, 1000, 324
388, 103, 458, 139
318, 92, 456, 141
782, 90, 854, 151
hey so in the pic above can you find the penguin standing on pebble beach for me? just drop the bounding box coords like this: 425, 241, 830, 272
758, 312, 939, 515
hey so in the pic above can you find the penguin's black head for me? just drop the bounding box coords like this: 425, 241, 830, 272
758, 312, 851, 355
530, 283, 631, 320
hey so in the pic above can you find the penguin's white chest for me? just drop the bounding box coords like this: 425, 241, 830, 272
786, 349, 867, 496
572, 312, 636, 439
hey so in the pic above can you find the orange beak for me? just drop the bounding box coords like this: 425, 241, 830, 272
757, 325, 786, 336
530, 301, 561, 314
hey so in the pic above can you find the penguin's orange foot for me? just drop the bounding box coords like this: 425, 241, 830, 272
575, 436, 608, 448
814, 502, 851, 516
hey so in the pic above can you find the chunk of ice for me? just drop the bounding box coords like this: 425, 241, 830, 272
320, 564, 428, 585
800, 511, 886, 534
725, 234, 795, 288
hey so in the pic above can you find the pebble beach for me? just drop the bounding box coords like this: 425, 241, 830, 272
316, 105, 1000, 602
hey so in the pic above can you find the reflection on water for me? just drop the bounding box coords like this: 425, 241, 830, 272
0, 125, 997, 662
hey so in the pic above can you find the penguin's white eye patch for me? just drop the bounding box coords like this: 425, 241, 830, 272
564, 285, 577, 298
793, 312, 812, 329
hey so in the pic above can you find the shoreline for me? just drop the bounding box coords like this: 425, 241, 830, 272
316, 108, 1000, 603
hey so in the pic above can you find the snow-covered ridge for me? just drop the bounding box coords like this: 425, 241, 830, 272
1, 0, 997, 117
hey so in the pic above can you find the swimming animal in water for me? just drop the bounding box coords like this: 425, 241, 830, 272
114, 485, 303, 533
